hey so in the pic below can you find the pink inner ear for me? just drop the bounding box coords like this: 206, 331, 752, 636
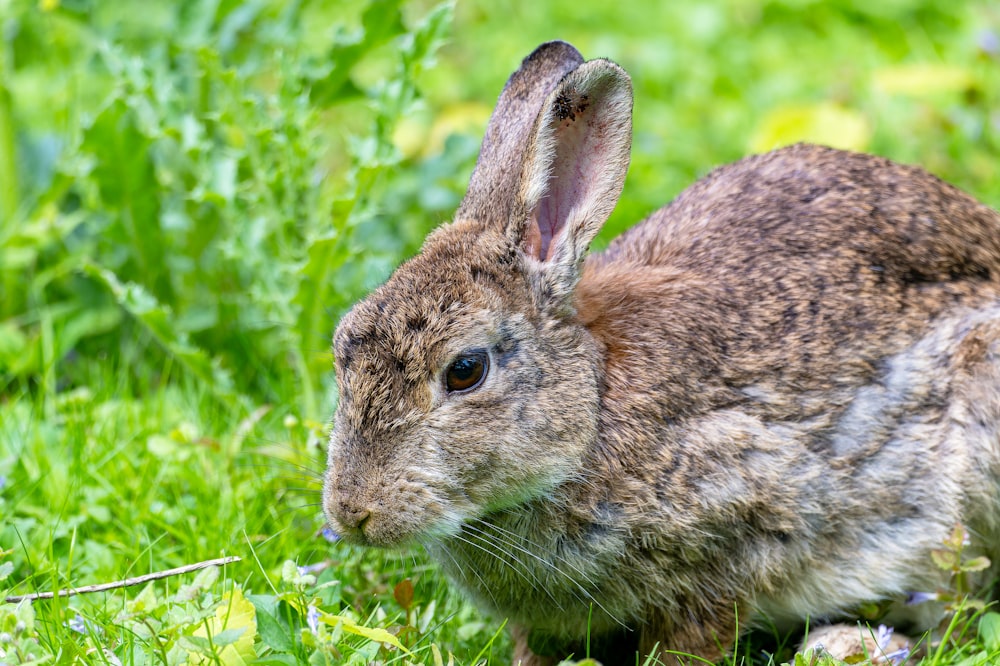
524, 100, 604, 262
526, 196, 558, 261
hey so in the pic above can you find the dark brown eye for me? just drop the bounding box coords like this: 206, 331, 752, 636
445, 351, 489, 393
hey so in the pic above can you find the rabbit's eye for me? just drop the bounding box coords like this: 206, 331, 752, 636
445, 351, 489, 393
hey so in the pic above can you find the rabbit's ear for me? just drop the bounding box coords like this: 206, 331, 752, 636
456, 41, 584, 224
512, 59, 633, 301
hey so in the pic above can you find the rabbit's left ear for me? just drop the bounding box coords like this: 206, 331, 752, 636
511, 59, 633, 298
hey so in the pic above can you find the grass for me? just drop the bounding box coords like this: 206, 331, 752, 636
2, 0, 1000, 663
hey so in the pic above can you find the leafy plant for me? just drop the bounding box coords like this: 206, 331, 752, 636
2, 0, 1000, 664
1, 0, 454, 419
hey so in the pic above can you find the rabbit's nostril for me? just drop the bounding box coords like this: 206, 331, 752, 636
337, 500, 372, 530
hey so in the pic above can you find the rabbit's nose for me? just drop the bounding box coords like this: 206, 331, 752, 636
336, 498, 372, 530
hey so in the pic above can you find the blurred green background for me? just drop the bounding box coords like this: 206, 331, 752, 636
1, 0, 998, 662
2, 0, 998, 416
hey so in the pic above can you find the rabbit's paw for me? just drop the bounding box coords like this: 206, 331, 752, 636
802, 623, 912, 665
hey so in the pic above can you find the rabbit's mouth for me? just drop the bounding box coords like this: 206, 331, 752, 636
325, 509, 466, 550
323, 475, 473, 549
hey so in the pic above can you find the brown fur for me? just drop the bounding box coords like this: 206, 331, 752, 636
323, 41, 1000, 665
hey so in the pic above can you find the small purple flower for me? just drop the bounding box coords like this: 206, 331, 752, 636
320, 527, 340, 543
881, 647, 911, 665
0, 475, 7, 492
906, 591, 939, 605
296, 561, 327, 576
872, 624, 910, 665
67, 613, 87, 634
306, 605, 321, 634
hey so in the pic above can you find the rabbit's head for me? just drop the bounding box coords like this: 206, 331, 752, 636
323, 42, 633, 547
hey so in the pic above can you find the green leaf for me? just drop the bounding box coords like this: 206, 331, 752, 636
128, 583, 159, 614
0, 321, 28, 372
210, 626, 249, 648
309, 0, 407, 107
961, 556, 992, 573
361, 0, 406, 45
952, 650, 990, 666
406, 0, 454, 69
57, 306, 122, 356
931, 548, 959, 571
980, 612, 1000, 652
82, 262, 236, 400
249, 597, 295, 652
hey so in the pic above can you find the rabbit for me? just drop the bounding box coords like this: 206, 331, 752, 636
322, 40, 1000, 665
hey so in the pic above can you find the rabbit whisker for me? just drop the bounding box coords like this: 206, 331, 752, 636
466, 517, 627, 629
449, 531, 563, 612
425, 538, 504, 612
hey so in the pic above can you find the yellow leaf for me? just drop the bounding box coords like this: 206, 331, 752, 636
188, 588, 257, 665
320, 612, 411, 655
874, 64, 975, 96
749, 103, 871, 153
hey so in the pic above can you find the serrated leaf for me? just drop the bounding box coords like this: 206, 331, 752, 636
931, 548, 959, 570
961, 556, 991, 572
361, 0, 405, 45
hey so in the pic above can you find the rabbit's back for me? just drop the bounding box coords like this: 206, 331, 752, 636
580, 144, 1000, 427
568, 144, 1000, 638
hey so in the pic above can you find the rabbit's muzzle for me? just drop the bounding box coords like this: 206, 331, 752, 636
323, 450, 467, 548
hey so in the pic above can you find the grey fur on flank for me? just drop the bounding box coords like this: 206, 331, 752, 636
323, 41, 1000, 665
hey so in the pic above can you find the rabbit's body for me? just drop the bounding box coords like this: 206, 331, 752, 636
429, 144, 1000, 660
323, 42, 1000, 664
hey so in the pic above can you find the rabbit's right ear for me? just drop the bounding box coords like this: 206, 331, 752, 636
456, 41, 584, 225
511, 58, 633, 304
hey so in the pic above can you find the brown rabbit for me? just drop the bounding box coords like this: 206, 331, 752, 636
322, 40, 1000, 665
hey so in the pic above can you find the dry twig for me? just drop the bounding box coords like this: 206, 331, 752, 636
3, 555, 241, 603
